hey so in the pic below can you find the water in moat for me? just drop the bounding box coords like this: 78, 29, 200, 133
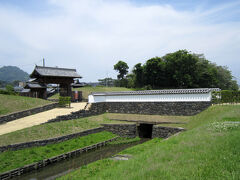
12, 139, 149, 180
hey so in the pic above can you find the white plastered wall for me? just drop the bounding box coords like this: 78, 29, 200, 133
88, 92, 212, 103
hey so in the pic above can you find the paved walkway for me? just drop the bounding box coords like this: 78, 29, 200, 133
0, 102, 87, 136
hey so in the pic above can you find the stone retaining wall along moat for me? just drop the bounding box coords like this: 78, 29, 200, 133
0, 103, 58, 124
101, 124, 137, 138
101, 123, 185, 138
151, 125, 185, 138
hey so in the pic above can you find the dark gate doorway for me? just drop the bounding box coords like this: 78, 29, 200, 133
138, 124, 153, 138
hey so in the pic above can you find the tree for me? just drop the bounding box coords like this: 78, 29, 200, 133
119, 50, 238, 90
114, 61, 129, 80
126, 73, 135, 88
5, 84, 16, 95
163, 50, 198, 88
143, 57, 166, 88
215, 66, 238, 90
114, 61, 129, 87
133, 63, 144, 88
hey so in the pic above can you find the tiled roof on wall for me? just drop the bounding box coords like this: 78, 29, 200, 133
91, 88, 221, 96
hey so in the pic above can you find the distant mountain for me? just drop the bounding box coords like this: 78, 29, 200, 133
0, 66, 29, 82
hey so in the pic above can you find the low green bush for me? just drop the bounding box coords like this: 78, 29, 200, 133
59, 96, 71, 107
0, 85, 17, 95
212, 90, 240, 104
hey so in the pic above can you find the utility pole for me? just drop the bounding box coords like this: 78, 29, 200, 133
106, 71, 109, 87
43, 58, 45, 67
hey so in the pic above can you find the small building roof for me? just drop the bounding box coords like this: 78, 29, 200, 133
25, 82, 47, 89
21, 89, 31, 93
30, 66, 81, 78
91, 88, 221, 96
14, 86, 24, 92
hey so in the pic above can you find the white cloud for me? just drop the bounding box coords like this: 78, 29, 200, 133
0, 0, 239, 82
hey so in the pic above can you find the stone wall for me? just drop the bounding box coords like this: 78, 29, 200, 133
102, 124, 137, 138
152, 126, 185, 138
0, 127, 104, 152
46, 102, 106, 123
99, 101, 211, 116
0, 137, 118, 180
0, 103, 58, 124
46, 101, 211, 124
101, 123, 185, 139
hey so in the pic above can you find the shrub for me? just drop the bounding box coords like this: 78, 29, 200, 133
59, 96, 71, 107
0, 85, 17, 95
212, 90, 240, 104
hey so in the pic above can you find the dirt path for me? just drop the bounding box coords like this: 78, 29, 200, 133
0, 102, 87, 136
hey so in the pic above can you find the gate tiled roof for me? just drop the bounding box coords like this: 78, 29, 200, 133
30, 66, 81, 78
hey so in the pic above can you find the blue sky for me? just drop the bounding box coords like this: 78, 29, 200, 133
0, 0, 239, 83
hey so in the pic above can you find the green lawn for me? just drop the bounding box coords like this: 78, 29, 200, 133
59, 105, 240, 180
0, 131, 117, 174
106, 113, 189, 125
49, 86, 132, 100
0, 113, 132, 146
0, 94, 52, 116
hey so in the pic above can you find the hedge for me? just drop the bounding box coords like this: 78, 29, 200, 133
59, 96, 71, 107
212, 90, 240, 104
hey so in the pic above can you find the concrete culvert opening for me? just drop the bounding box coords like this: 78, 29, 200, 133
138, 123, 153, 138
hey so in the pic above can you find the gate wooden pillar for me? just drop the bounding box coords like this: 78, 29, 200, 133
59, 83, 72, 97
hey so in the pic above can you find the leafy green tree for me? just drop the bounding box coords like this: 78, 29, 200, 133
5, 84, 16, 95
114, 61, 129, 87
126, 73, 135, 88
143, 57, 166, 88
128, 50, 238, 90
215, 66, 237, 90
133, 63, 144, 88
163, 50, 198, 88
114, 61, 129, 80
194, 57, 218, 88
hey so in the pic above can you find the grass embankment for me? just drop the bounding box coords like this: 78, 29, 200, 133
49, 86, 132, 100
59, 105, 240, 180
0, 131, 117, 174
0, 112, 186, 146
108, 137, 141, 145
106, 113, 188, 125
0, 94, 52, 116
0, 114, 132, 146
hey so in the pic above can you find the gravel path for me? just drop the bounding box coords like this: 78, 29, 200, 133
0, 102, 87, 136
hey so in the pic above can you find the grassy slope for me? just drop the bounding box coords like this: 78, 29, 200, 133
0, 94, 52, 116
0, 112, 185, 146
106, 113, 188, 124
49, 86, 132, 100
0, 112, 187, 146
59, 105, 240, 180
0, 131, 117, 173
0, 114, 132, 146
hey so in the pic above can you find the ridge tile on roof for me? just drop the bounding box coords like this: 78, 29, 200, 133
31, 66, 81, 78
91, 88, 220, 96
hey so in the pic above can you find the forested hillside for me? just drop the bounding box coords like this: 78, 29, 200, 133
0, 66, 29, 83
